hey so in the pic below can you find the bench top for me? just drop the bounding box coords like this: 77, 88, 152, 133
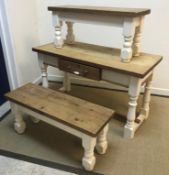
32, 42, 162, 78
48, 6, 151, 17
5, 84, 114, 137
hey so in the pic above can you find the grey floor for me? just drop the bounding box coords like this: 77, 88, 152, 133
0, 155, 76, 175
0, 83, 169, 175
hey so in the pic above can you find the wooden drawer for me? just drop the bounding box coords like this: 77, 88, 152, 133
59, 59, 101, 80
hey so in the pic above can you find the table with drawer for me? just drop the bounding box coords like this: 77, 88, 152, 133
33, 42, 162, 139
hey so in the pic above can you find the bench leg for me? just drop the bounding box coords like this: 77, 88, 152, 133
82, 135, 96, 171
133, 17, 144, 57
53, 16, 64, 48
65, 21, 75, 44
96, 124, 109, 154
11, 103, 26, 134
121, 18, 136, 62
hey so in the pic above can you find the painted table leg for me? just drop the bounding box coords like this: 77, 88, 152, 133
11, 103, 26, 134
41, 63, 48, 88
140, 74, 153, 119
124, 77, 141, 139
133, 17, 144, 56
121, 18, 136, 62
96, 124, 109, 154
82, 135, 96, 171
31, 116, 40, 123
65, 21, 75, 44
52, 14, 64, 48
60, 72, 71, 92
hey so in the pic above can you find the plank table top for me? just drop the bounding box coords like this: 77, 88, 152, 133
48, 6, 151, 17
32, 42, 162, 78
5, 84, 114, 137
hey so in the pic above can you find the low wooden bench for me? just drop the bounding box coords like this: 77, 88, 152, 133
5, 83, 114, 171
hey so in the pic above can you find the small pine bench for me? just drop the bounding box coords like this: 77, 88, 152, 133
5, 83, 114, 171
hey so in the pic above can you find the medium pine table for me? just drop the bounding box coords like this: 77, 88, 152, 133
33, 42, 162, 139
48, 6, 151, 62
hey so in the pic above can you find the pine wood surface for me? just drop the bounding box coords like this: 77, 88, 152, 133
48, 6, 151, 17
5, 83, 114, 136
32, 42, 162, 78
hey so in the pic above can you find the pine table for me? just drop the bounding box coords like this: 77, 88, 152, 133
33, 42, 162, 139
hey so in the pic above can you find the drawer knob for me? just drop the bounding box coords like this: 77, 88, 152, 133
73, 71, 80, 75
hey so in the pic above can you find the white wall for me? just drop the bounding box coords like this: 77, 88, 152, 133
5, 0, 169, 95
5, 0, 40, 86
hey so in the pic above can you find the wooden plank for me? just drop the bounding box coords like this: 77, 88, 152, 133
5, 84, 114, 137
32, 42, 162, 78
48, 6, 151, 17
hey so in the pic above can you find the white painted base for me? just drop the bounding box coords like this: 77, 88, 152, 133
10, 102, 109, 171
33, 75, 169, 96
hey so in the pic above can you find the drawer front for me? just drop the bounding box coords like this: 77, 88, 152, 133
59, 59, 101, 80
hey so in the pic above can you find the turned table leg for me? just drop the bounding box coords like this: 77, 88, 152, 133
82, 135, 96, 171
124, 77, 141, 139
60, 72, 71, 92
52, 14, 64, 48
38, 55, 49, 88
140, 74, 153, 119
133, 17, 144, 57
121, 18, 136, 62
11, 103, 26, 134
65, 21, 75, 44
96, 124, 109, 154
41, 64, 48, 88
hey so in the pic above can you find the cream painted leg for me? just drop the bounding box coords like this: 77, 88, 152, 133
65, 21, 75, 44
52, 13, 64, 48
60, 72, 71, 92
41, 64, 48, 88
140, 74, 153, 119
11, 103, 26, 134
121, 18, 136, 62
133, 17, 144, 56
30, 116, 40, 123
96, 124, 109, 154
124, 77, 141, 139
82, 135, 96, 171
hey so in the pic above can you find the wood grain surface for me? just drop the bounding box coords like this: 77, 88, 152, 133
32, 42, 162, 78
5, 84, 114, 136
48, 6, 151, 17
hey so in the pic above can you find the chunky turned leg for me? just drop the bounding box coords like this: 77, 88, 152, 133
54, 24, 64, 48
38, 55, 48, 88
124, 77, 141, 139
31, 116, 40, 123
140, 74, 153, 119
60, 72, 71, 92
121, 18, 136, 62
52, 14, 64, 48
11, 103, 26, 134
65, 21, 75, 44
82, 135, 96, 171
41, 64, 48, 88
96, 124, 109, 154
133, 17, 144, 56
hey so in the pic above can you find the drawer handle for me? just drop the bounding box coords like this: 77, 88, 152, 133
73, 71, 80, 75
